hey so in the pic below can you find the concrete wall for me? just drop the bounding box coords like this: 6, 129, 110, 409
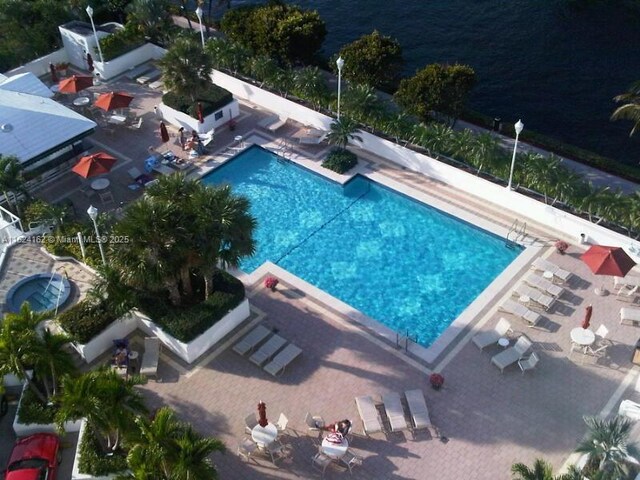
72, 313, 138, 364
159, 99, 240, 134
209, 69, 640, 254
99, 43, 166, 81
13, 384, 82, 436
3, 49, 69, 77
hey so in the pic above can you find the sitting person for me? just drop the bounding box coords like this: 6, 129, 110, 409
322, 419, 351, 436
113, 347, 128, 368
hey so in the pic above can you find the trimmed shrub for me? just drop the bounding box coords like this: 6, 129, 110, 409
78, 423, 128, 476
98, 25, 145, 62
162, 84, 233, 119
16, 388, 55, 425
57, 300, 119, 344
322, 148, 358, 174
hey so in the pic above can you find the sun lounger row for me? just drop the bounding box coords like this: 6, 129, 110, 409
232, 324, 302, 376
524, 273, 565, 298
531, 258, 572, 284
499, 298, 542, 327
513, 284, 556, 311
621, 307, 640, 326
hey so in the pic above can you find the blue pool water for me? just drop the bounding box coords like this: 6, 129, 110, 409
203, 146, 521, 346
6, 273, 71, 313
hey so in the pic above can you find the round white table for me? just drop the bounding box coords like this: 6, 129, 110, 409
498, 337, 510, 348
543, 271, 554, 280
73, 96, 90, 106
91, 178, 110, 190
251, 423, 278, 447
321, 436, 349, 459
519, 295, 530, 305
570, 327, 595, 348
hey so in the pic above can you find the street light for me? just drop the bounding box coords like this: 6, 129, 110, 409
506, 119, 524, 190
87, 205, 107, 266
85, 6, 105, 66
336, 56, 344, 119
195, 6, 205, 48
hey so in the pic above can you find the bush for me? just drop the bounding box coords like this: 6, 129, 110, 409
99, 25, 145, 61
57, 300, 119, 344
137, 270, 245, 342
162, 84, 233, 119
78, 423, 128, 476
16, 388, 55, 425
322, 148, 358, 174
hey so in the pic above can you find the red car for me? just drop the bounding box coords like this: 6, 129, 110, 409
5, 433, 60, 480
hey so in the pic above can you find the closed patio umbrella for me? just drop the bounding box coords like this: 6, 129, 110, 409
197, 102, 204, 124
160, 122, 169, 143
581, 245, 636, 295
94, 91, 134, 112
49, 63, 58, 84
582, 305, 592, 329
72, 152, 117, 178
58, 75, 94, 94
258, 401, 268, 428
86, 52, 94, 73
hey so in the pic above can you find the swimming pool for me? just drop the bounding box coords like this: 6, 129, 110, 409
202, 146, 521, 347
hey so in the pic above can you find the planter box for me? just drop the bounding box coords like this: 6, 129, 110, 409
69, 298, 251, 365
159, 100, 240, 135
13, 384, 81, 436
72, 420, 123, 480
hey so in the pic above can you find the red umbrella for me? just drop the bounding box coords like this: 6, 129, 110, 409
197, 102, 204, 124
257, 401, 268, 428
582, 305, 592, 329
86, 52, 94, 73
58, 75, 94, 94
94, 92, 134, 112
49, 63, 58, 84
160, 122, 170, 143
581, 245, 636, 295
71, 152, 117, 178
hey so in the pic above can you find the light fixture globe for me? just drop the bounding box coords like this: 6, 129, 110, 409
85, 5, 93, 17
515, 119, 524, 135
336, 56, 345, 71
87, 205, 98, 221
195, 6, 203, 19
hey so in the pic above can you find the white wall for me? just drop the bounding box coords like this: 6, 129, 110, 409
159, 100, 240, 134
3, 49, 69, 77
99, 43, 166, 81
72, 313, 138, 363
209, 70, 640, 254
13, 384, 81, 436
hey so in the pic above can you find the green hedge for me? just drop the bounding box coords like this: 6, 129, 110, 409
137, 270, 245, 342
322, 148, 358, 174
99, 25, 145, 62
78, 423, 128, 476
162, 84, 233, 119
57, 300, 119, 344
16, 388, 56, 425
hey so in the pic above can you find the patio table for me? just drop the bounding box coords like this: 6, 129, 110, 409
108, 114, 127, 125
91, 178, 110, 191
73, 96, 90, 106
321, 436, 349, 459
251, 423, 277, 448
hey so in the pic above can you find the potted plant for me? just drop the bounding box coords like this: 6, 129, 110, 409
429, 373, 444, 391
264, 276, 279, 292
555, 240, 569, 254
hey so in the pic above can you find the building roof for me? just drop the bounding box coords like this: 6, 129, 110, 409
0, 72, 53, 98
0, 90, 96, 163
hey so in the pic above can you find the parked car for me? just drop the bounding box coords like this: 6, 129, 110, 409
5, 433, 60, 480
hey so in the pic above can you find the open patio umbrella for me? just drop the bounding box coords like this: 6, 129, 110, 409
72, 152, 117, 178
94, 91, 134, 112
58, 75, 93, 94
582, 305, 592, 329
49, 63, 58, 84
257, 401, 268, 428
160, 121, 170, 143
581, 245, 636, 295
197, 102, 204, 124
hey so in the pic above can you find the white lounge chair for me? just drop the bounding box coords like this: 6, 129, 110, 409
198, 128, 215, 147
404, 389, 438, 437
249, 335, 287, 366
619, 400, 640, 421
531, 258, 572, 284
499, 299, 542, 327
140, 337, 160, 380
232, 325, 271, 356
263, 343, 302, 376
258, 115, 287, 132
524, 273, 565, 298
621, 307, 640, 326
513, 284, 556, 311
472, 318, 512, 350
491, 336, 533, 373
355, 395, 383, 436
381, 392, 408, 432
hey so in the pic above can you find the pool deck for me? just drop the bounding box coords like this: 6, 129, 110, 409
4, 72, 640, 478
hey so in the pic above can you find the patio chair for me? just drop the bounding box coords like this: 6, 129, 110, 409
404, 389, 438, 437
304, 412, 325, 438
530, 258, 572, 284
99, 190, 115, 206
517, 352, 540, 374
249, 335, 287, 366
263, 440, 286, 464
491, 336, 533, 373
140, 337, 160, 380
620, 307, 640, 325
275, 413, 289, 434
128, 117, 143, 130
263, 343, 302, 376
237, 437, 257, 462
244, 413, 258, 434
499, 299, 542, 328
340, 450, 363, 475
586, 325, 611, 357
355, 395, 384, 436
232, 325, 271, 356
198, 128, 215, 147
524, 273, 565, 298
311, 452, 333, 478
381, 392, 409, 432
79, 185, 96, 198
472, 318, 512, 350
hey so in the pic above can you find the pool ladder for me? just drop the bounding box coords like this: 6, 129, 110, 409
396, 330, 418, 352
277, 139, 291, 159
506, 218, 527, 248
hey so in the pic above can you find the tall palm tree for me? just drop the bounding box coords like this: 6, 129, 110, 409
511, 458, 558, 480
576, 415, 640, 477
0, 155, 26, 215
611, 81, 640, 137
327, 117, 363, 150
292, 66, 330, 108
205, 38, 250, 75
31, 329, 75, 398
158, 37, 213, 102
247, 55, 280, 87
87, 265, 136, 319
171, 426, 225, 480
342, 83, 385, 124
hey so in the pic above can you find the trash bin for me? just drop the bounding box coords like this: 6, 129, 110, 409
632, 339, 640, 365
493, 117, 501, 132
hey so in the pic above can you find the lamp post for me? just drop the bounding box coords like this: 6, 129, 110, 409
506, 119, 524, 190
85, 6, 105, 66
87, 205, 107, 266
336, 56, 344, 119
195, 6, 205, 48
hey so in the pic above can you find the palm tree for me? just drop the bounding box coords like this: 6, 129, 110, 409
511, 458, 558, 479
170, 426, 225, 479
0, 155, 26, 215
31, 328, 75, 398
342, 83, 385, 124
205, 38, 250, 75
86, 265, 136, 318
293, 66, 330, 108
158, 37, 213, 102
247, 55, 280, 87
576, 415, 640, 477
327, 117, 363, 150
126, 0, 172, 43
611, 81, 640, 136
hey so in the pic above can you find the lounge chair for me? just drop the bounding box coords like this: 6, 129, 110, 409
136, 68, 161, 85
499, 298, 542, 327
258, 115, 287, 132
263, 343, 302, 376
140, 337, 160, 380
524, 273, 565, 298
619, 400, 640, 421
354, 395, 383, 436
530, 258, 572, 284
381, 392, 408, 432
513, 284, 556, 311
404, 389, 438, 437
491, 336, 533, 373
472, 318, 512, 350
249, 335, 287, 366
620, 307, 640, 326
198, 128, 215, 147
232, 325, 271, 355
